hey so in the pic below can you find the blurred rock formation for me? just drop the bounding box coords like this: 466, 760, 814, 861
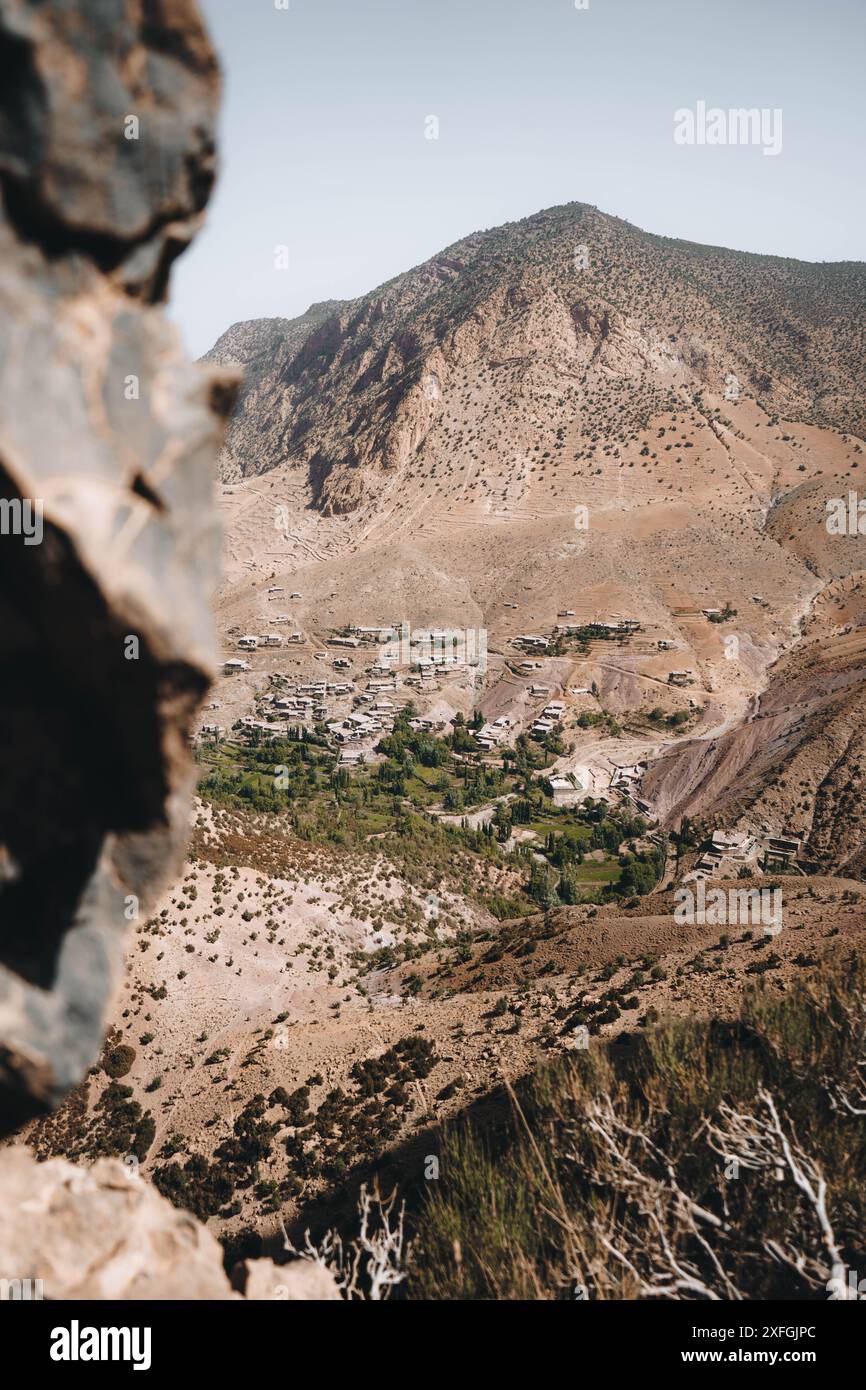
0, 0, 236, 1132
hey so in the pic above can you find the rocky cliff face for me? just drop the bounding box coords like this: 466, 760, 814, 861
203, 300, 347, 374
0, 0, 236, 1133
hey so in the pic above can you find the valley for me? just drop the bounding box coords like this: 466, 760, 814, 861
22, 200, 866, 1270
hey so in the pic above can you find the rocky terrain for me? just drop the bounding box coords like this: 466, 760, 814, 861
26, 803, 866, 1260
3, 2, 865, 1305
210, 201, 866, 509
18, 195, 866, 1281
136, 205, 866, 1261
0, 0, 340, 1305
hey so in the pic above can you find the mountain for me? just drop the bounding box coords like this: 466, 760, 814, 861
203, 299, 347, 375
207, 201, 866, 831
24, 202, 866, 1267
208, 201, 866, 514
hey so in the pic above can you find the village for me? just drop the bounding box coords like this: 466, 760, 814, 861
197, 587, 750, 761
194, 597, 809, 888
199, 617, 491, 766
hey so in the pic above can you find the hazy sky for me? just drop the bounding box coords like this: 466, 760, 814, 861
170, 0, 866, 357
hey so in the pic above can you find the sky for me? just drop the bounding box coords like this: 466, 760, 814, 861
169, 0, 866, 357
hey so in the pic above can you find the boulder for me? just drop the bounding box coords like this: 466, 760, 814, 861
0, 1147, 233, 1300
237, 1256, 343, 1302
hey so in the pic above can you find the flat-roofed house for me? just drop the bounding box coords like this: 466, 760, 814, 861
475, 722, 506, 747
548, 770, 590, 806
710, 829, 755, 860
531, 717, 555, 736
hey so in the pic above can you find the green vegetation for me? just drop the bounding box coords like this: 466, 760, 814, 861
708, 603, 738, 624
196, 728, 334, 814
194, 710, 657, 914
407, 954, 866, 1299
521, 804, 662, 906
102, 1043, 136, 1079
153, 1035, 440, 1221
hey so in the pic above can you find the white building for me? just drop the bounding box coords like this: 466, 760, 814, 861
475, 722, 507, 747
710, 829, 755, 859
548, 771, 591, 807
531, 717, 555, 736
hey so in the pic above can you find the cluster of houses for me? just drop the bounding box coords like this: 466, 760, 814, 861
329, 699, 400, 765
271, 678, 353, 722
530, 699, 566, 739
234, 631, 304, 654
328, 694, 441, 766
512, 617, 642, 655
217, 674, 403, 756
470, 697, 569, 753
683, 828, 803, 883
691, 829, 757, 877
474, 715, 515, 751
327, 624, 486, 675
405, 663, 443, 693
